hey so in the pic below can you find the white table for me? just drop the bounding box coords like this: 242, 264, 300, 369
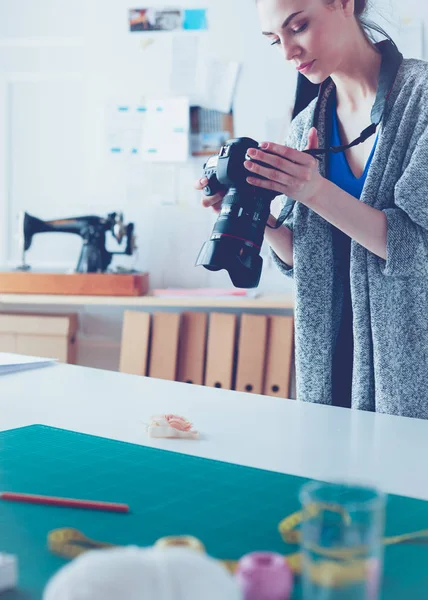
1, 363, 427, 501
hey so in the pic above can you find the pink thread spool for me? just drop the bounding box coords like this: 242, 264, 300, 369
235, 551, 293, 600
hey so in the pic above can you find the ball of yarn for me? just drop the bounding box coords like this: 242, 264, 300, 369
43, 546, 242, 600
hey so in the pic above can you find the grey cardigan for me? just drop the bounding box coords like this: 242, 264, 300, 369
271, 58, 428, 419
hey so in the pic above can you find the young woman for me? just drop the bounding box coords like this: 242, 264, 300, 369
195, 0, 428, 419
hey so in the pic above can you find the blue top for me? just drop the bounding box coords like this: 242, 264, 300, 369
327, 94, 378, 407
329, 94, 378, 196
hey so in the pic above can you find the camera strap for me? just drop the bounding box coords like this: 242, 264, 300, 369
270, 39, 404, 229
304, 38, 404, 158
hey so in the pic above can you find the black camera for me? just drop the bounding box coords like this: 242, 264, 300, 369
195, 137, 279, 288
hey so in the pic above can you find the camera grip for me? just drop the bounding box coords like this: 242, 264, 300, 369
204, 174, 224, 197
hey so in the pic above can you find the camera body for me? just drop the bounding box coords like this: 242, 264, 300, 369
195, 137, 279, 289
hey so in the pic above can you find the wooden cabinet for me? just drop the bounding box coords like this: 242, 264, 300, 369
0, 312, 78, 363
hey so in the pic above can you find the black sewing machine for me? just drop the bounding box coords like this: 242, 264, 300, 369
17, 211, 136, 273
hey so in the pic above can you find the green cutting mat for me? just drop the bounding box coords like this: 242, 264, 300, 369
0, 425, 427, 599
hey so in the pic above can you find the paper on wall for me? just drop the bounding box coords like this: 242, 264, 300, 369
140, 96, 190, 162
171, 36, 200, 99
106, 102, 146, 154
199, 59, 240, 114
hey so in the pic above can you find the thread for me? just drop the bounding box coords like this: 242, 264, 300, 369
154, 535, 205, 552
235, 551, 293, 600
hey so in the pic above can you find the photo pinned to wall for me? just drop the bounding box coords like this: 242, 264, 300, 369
129, 8, 181, 31
190, 107, 234, 156
129, 8, 207, 32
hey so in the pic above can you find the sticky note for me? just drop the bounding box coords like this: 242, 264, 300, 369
183, 9, 207, 31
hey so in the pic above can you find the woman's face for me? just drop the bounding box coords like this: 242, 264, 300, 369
256, 0, 355, 84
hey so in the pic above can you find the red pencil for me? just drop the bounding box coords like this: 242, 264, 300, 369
0, 491, 129, 513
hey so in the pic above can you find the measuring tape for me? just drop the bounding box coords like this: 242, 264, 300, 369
48, 528, 114, 559
48, 507, 428, 588
278, 504, 428, 588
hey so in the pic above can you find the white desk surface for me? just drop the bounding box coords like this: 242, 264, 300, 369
0, 363, 426, 501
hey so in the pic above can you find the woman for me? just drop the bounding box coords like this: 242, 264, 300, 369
195, 0, 428, 419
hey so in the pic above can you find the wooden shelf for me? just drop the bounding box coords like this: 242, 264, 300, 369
0, 292, 295, 310
0, 271, 149, 297
190, 107, 234, 157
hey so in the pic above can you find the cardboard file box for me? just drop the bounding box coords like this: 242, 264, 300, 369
0, 312, 78, 363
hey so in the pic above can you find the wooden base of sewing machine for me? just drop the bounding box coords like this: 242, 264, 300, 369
0, 271, 150, 296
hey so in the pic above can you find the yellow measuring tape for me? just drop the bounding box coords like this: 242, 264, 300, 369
278, 504, 428, 588
48, 528, 114, 559
47, 506, 428, 588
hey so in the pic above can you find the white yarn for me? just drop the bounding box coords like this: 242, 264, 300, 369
43, 546, 242, 600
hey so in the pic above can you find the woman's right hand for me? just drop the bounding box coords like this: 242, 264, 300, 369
194, 177, 226, 214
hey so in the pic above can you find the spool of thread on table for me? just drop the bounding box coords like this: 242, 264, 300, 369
235, 552, 293, 600
154, 535, 205, 553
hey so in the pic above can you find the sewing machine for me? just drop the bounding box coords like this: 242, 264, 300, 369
17, 211, 136, 274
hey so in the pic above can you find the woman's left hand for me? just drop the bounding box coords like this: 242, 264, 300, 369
244, 127, 324, 206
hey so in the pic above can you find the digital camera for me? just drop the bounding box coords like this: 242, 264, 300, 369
195, 137, 279, 288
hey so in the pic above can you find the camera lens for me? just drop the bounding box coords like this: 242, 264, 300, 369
196, 138, 279, 288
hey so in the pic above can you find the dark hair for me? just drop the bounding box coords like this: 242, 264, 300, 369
355, 0, 367, 16
292, 0, 395, 119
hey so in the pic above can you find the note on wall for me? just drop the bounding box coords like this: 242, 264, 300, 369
140, 96, 190, 162
183, 9, 207, 31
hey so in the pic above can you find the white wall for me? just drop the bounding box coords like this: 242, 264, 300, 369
0, 0, 425, 287
0, 0, 426, 370
368, 0, 428, 58
0, 0, 300, 294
